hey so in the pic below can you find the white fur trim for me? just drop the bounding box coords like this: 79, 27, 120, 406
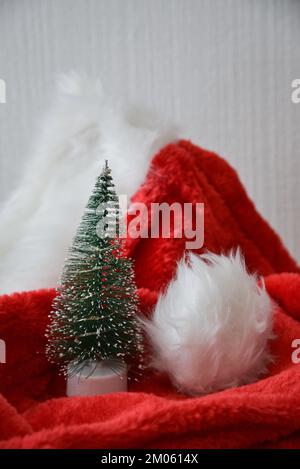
143, 250, 274, 394
0, 72, 178, 294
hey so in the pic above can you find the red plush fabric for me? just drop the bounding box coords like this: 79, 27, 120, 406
124, 140, 298, 298
0, 140, 299, 448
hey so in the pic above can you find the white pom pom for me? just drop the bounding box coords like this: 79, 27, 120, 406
143, 250, 274, 394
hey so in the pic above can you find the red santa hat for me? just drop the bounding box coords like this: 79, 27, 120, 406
0, 75, 299, 448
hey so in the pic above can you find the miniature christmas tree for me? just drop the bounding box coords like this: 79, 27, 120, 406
46, 161, 144, 389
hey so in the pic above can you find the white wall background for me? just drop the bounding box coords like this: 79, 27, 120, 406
0, 0, 300, 260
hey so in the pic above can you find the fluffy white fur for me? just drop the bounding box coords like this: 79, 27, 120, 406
0, 72, 177, 294
143, 250, 274, 394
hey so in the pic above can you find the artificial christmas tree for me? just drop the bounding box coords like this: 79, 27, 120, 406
46, 161, 144, 396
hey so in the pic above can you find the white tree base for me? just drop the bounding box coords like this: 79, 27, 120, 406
66, 359, 127, 397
